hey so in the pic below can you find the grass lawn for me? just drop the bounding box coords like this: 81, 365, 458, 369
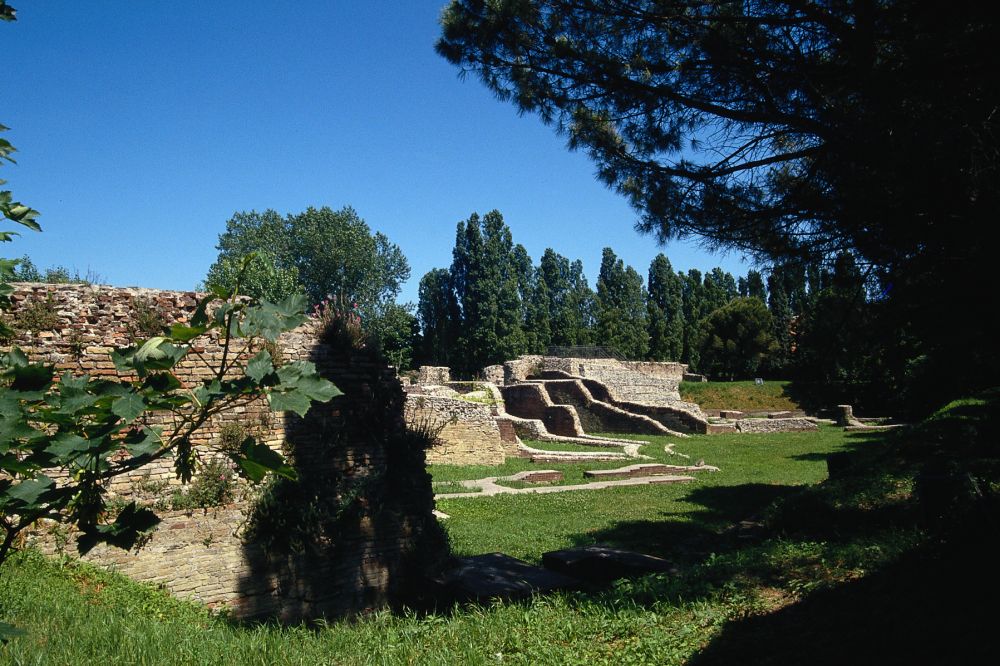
3, 398, 996, 665
679, 380, 799, 412
434, 427, 852, 561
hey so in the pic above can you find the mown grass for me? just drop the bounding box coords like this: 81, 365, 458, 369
3, 394, 997, 665
679, 380, 799, 412
435, 426, 853, 561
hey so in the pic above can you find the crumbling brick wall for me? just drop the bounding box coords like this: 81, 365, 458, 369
404, 394, 505, 466
9, 283, 447, 621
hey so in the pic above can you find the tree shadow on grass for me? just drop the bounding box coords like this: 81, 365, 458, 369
565, 483, 801, 568
687, 532, 997, 665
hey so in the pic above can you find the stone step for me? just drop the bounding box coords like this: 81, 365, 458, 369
708, 423, 738, 434
542, 545, 674, 584
434, 553, 584, 603
583, 463, 711, 480
503, 470, 564, 484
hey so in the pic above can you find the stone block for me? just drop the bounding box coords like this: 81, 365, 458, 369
504, 470, 564, 483
435, 553, 584, 603
541, 546, 673, 584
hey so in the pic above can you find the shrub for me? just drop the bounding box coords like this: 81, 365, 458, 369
13, 293, 60, 333
314, 295, 366, 349
128, 296, 169, 340
170, 459, 236, 511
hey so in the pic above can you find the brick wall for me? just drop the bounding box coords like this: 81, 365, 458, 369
9, 283, 447, 621
404, 394, 505, 466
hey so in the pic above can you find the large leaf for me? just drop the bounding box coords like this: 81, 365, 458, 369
124, 426, 162, 459
4, 474, 55, 509
242, 294, 308, 341
266, 390, 312, 417
6, 361, 54, 391
246, 349, 274, 384
56, 373, 99, 414
291, 373, 342, 403
45, 432, 91, 459
111, 392, 146, 423
141, 372, 182, 392
235, 438, 297, 483
167, 323, 208, 343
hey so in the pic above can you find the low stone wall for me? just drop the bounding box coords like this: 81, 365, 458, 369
404, 394, 505, 466
577, 377, 706, 433
481, 364, 505, 386
735, 417, 818, 433
10, 283, 447, 621
501, 356, 687, 406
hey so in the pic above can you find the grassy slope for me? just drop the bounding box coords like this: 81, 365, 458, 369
4, 397, 997, 664
679, 380, 799, 412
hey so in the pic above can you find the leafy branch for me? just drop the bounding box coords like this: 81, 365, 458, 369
0, 282, 341, 570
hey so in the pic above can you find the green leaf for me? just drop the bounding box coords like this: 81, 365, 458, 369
0, 453, 36, 474
292, 374, 342, 402
56, 374, 99, 414
2, 347, 28, 368
112, 392, 146, 423
266, 390, 312, 417
45, 433, 91, 459
235, 437, 296, 483
141, 372, 182, 392
124, 427, 162, 459
167, 323, 207, 342
4, 475, 54, 509
190, 293, 216, 328
6, 362, 54, 391
246, 349, 273, 383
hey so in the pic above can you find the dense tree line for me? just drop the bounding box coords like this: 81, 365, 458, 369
415, 209, 879, 395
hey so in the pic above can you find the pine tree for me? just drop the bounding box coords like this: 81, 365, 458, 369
448, 210, 528, 373
745, 270, 767, 302
766, 271, 793, 375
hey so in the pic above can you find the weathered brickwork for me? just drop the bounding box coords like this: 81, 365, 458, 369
9, 283, 447, 621
405, 394, 505, 466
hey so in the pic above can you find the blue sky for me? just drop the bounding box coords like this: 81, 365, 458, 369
4, 1, 749, 303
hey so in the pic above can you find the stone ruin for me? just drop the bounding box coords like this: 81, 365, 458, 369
405, 354, 842, 464
5, 283, 448, 622
404, 355, 715, 465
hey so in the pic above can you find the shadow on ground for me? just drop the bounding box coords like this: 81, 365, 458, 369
688, 532, 997, 665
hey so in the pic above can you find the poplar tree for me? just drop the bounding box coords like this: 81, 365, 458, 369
681, 269, 704, 369
647, 254, 684, 361
595, 248, 648, 359
417, 268, 460, 367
